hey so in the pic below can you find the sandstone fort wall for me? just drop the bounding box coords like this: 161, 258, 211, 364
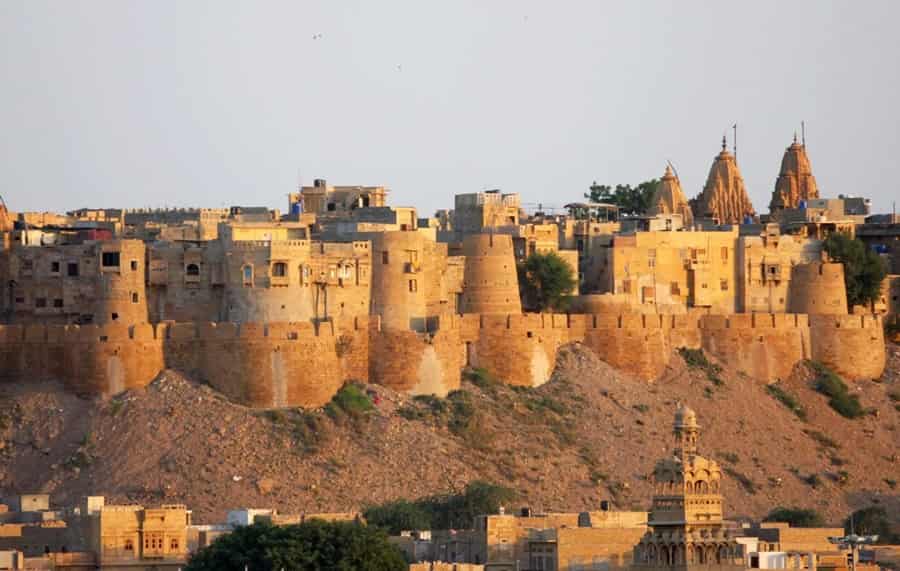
0, 311, 886, 407
808, 314, 885, 381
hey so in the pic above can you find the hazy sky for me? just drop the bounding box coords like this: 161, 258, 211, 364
2, 1, 899, 216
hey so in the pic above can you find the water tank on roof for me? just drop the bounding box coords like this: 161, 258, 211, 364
743, 215, 753, 225
799, 199, 807, 209
291, 202, 302, 215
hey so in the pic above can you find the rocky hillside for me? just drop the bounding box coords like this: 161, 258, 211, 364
0, 342, 898, 527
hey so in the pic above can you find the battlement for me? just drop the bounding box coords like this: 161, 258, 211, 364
809, 313, 883, 329
437, 312, 814, 332
228, 239, 311, 249
0, 311, 885, 406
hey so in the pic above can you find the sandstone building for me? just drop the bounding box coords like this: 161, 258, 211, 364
632, 405, 744, 571
0, 133, 893, 410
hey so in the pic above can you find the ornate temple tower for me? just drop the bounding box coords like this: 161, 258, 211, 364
692, 138, 755, 224
769, 135, 819, 216
632, 405, 744, 571
648, 165, 694, 226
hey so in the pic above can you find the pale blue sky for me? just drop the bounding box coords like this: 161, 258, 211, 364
2, 1, 898, 216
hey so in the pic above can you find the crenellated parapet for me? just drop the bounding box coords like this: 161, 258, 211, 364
0, 311, 886, 408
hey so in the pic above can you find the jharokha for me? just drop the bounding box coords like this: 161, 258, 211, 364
0, 137, 896, 408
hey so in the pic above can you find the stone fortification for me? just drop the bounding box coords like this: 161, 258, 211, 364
370, 232, 429, 331
787, 262, 848, 315
0, 312, 886, 407
460, 233, 522, 314
808, 314, 885, 381
0, 323, 163, 398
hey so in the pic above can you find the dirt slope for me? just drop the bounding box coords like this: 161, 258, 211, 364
0, 343, 898, 526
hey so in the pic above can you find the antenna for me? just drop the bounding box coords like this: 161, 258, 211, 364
666, 160, 682, 183
801, 121, 806, 147
733, 123, 738, 163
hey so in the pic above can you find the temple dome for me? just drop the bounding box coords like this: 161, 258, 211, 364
648, 165, 694, 225
769, 136, 819, 215
692, 138, 755, 224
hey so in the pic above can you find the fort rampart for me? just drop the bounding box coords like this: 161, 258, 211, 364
0, 312, 885, 408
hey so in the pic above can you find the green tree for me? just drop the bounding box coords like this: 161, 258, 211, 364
519, 251, 577, 312
823, 233, 887, 308
585, 179, 660, 215
363, 500, 432, 535
421, 480, 517, 530
184, 520, 406, 571
764, 507, 826, 528
845, 506, 899, 543
364, 481, 517, 533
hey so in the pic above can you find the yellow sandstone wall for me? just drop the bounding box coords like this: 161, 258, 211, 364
0, 323, 163, 397
787, 262, 848, 315
460, 233, 522, 315
698, 314, 811, 382
368, 318, 463, 397
0, 311, 887, 406
808, 314, 885, 380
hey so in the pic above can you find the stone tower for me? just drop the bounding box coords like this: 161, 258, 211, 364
370, 231, 429, 331
460, 233, 522, 315
769, 135, 819, 216
632, 405, 744, 571
787, 261, 848, 315
648, 165, 694, 226
692, 137, 755, 224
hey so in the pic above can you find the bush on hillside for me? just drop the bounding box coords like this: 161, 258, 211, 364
325, 383, 373, 423
766, 384, 807, 420
808, 361, 864, 419
677, 347, 724, 386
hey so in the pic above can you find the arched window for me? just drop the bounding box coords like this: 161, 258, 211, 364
242, 265, 253, 286
186, 263, 200, 276
124, 539, 134, 552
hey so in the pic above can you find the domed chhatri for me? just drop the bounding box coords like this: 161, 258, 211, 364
673, 403, 698, 429
649, 165, 694, 226
692, 136, 756, 224
632, 406, 744, 571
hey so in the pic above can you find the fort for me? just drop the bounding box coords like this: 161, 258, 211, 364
0, 138, 895, 409
0, 310, 885, 408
